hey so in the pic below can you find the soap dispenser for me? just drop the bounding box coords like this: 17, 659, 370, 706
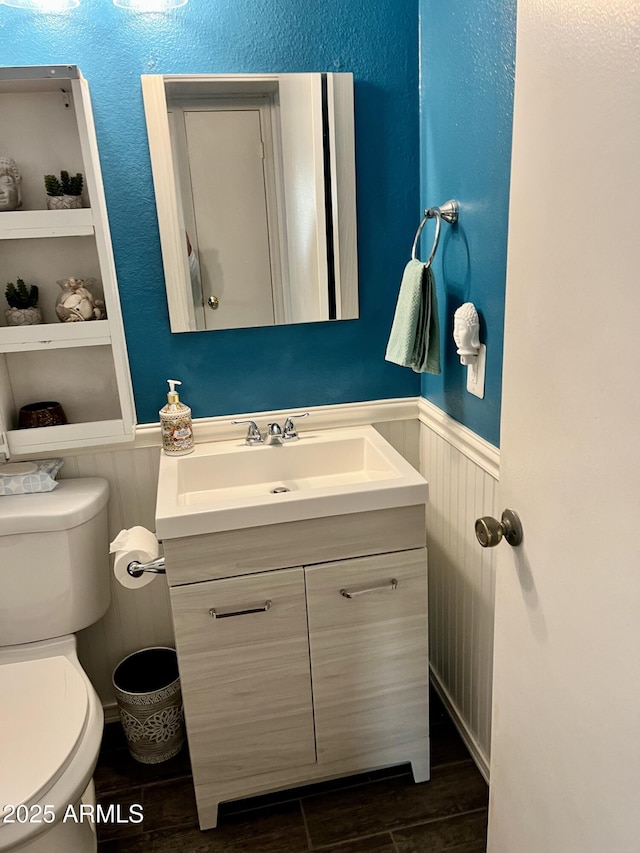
160, 379, 194, 456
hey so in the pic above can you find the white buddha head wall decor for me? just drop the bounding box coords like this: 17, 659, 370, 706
453, 302, 481, 365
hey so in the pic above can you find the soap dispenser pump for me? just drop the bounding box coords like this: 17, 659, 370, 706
160, 379, 194, 456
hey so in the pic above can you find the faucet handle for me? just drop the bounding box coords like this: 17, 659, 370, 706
282, 412, 309, 441
231, 419, 263, 445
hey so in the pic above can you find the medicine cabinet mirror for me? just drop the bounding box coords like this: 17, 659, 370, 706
141, 73, 359, 332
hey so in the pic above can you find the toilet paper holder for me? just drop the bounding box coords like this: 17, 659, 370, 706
127, 556, 166, 578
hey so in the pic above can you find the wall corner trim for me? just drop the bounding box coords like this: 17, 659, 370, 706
418, 397, 500, 480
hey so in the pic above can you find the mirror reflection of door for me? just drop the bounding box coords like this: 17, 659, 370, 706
142, 73, 359, 332
168, 95, 285, 330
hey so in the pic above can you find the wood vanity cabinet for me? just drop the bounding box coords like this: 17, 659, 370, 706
164, 506, 430, 830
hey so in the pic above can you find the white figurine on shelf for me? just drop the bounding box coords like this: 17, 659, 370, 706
453, 302, 481, 365
55, 277, 106, 322
0, 157, 22, 211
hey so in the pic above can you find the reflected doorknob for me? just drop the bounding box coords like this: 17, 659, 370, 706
475, 509, 523, 548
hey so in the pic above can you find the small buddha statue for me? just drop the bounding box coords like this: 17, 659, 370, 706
453, 302, 481, 365
0, 157, 23, 211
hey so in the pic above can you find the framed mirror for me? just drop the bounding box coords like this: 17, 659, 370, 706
141, 73, 359, 332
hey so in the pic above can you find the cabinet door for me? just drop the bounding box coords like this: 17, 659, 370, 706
306, 549, 429, 764
170, 567, 316, 785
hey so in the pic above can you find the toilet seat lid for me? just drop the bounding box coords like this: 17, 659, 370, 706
0, 656, 89, 808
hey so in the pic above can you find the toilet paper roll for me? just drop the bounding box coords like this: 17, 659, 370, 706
110, 526, 160, 590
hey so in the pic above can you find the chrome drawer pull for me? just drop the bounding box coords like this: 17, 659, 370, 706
340, 578, 398, 599
209, 600, 272, 619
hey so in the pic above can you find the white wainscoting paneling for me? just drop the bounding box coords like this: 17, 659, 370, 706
419, 402, 499, 780
373, 417, 420, 471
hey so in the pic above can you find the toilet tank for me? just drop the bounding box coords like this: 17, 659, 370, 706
0, 478, 110, 646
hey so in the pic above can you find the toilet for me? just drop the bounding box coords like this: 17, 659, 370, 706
0, 478, 110, 853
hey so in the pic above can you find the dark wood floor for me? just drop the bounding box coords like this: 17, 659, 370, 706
95, 688, 488, 852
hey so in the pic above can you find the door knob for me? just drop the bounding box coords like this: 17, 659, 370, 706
475, 509, 523, 548
207, 295, 220, 310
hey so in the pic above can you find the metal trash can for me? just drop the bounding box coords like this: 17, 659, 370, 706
112, 646, 185, 764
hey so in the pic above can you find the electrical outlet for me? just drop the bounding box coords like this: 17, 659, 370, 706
466, 344, 486, 399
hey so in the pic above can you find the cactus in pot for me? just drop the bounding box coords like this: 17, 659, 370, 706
5, 278, 42, 326
44, 174, 63, 198
44, 170, 84, 209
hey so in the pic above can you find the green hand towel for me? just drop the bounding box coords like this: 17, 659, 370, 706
385, 259, 441, 374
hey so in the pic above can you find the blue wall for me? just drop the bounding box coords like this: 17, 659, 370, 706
1, 0, 420, 424
419, 0, 516, 447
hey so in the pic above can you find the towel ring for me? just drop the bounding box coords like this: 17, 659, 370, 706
411, 199, 459, 267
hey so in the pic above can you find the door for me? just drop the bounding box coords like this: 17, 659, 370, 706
487, 1, 640, 850
306, 550, 429, 768
173, 101, 281, 329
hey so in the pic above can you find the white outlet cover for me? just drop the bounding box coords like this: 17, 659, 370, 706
466, 344, 486, 399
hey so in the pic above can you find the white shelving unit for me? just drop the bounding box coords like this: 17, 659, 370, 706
0, 66, 135, 459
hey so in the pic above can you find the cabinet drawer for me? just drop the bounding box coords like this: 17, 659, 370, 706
170, 568, 316, 784
306, 548, 429, 764
162, 506, 426, 585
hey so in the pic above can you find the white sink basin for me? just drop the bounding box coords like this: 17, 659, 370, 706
156, 425, 428, 539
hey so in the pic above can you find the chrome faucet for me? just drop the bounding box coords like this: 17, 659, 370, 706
232, 412, 309, 446
231, 419, 264, 445
282, 412, 309, 443
267, 411, 310, 443
266, 422, 283, 445
280, 412, 309, 442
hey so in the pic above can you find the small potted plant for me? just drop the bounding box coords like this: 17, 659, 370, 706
44, 170, 84, 210
5, 278, 41, 326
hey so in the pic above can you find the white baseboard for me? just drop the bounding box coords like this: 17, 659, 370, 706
103, 702, 121, 725
430, 666, 490, 784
